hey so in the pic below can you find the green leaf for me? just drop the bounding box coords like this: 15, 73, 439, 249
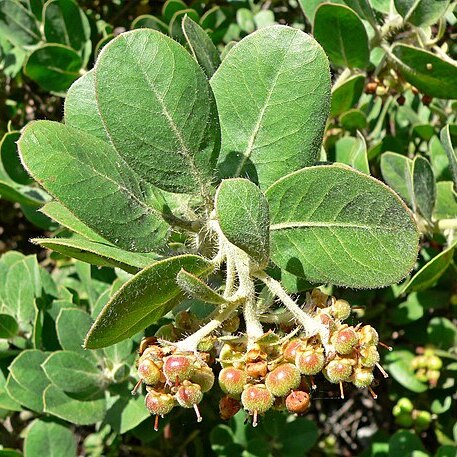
433, 182, 457, 219
386, 350, 428, 393
169, 9, 199, 41
24, 420, 76, 457
162, 0, 186, 22
343, 0, 377, 24
340, 109, 367, 132
266, 164, 419, 288
427, 317, 457, 349
5, 350, 50, 412
42, 351, 103, 393
334, 134, 369, 174
380, 152, 414, 208
297, 0, 343, 23
182, 15, 221, 78
440, 125, 457, 191
211, 25, 331, 189
0, 131, 32, 185
18, 120, 169, 252
215, 178, 270, 266
177, 269, 226, 304
412, 155, 436, 221
236, 8, 255, 33
104, 395, 149, 434
394, 0, 451, 27
43, 0, 90, 52
24, 44, 82, 93
64, 70, 110, 142
392, 44, 457, 100
43, 384, 106, 425
33, 236, 157, 273
0, 181, 47, 207
389, 430, 425, 456
0, 0, 41, 47
0, 369, 21, 411
254, 10, 275, 29
131, 14, 168, 33
331, 75, 366, 117
95, 29, 220, 194
314, 4, 370, 69
56, 308, 96, 354
0, 314, 19, 338
85, 255, 213, 348
401, 241, 457, 293
391, 293, 424, 325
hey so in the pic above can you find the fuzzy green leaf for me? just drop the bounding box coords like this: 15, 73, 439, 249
392, 44, 457, 100
95, 29, 220, 194
0, 131, 32, 185
412, 155, 436, 221
177, 269, 226, 304
211, 25, 330, 189
24, 44, 82, 93
0, 314, 18, 338
215, 178, 270, 266
440, 125, 457, 191
314, 4, 369, 69
433, 182, 457, 219
266, 164, 419, 288
18, 120, 169, 252
334, 134, 369, 174
394, 0, 451, 27
182, 15, 221, 78
24, 420, 77, 457
85, 255, 213, 348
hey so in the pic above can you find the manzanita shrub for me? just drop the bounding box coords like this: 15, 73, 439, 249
17, 22, 422, 428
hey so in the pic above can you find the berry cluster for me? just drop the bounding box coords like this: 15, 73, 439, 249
411, 349, 442, 387
393, 398, 433, 432
134, 340, 215, 430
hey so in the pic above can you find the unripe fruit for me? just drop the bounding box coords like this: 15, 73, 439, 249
415, 368, 428, 383
145, 391, 175, 416
295, 350, 325, 375
285, 390, 311, 414
358, 325, 378, 346
427, 369, 440, 386
197, 336, 216, 352
352, 367, 374, 388
176, 382, 203, 408
246, 361, 268, 379
163, 354, 194, 383
412, 355, 428, 369
138, 358, 162, 386
324, 358, 353, 383
360, 346, 380, 368
283, 339, 303, 363
331, 299, 351, 321
219, 367, 247, 395
241, 384, 274, 415
395, 413, 413, 428
428, 355, 442, 370
155, 323, 178, 341
191, 366, 215, 393
265, 363, 301, 397
397, 397, 414, 413
331, 327, 358, 355
219, 395, 241, 420
413, 410, 432, 431
141, 344, 163, 361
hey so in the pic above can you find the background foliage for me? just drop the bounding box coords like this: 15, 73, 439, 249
0, 0, 456, 456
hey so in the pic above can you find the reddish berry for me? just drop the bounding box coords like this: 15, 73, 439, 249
295, 350, 325, 375
285, 390, 311, 414
176, 382, 204, 422
282, 339, 303, 363
265, 363, 301, 397
324, 358, 354, 383
138, 358, 162, 386
163, 354, 194, 383
219, 367, 247, 395
145, 391, 175, 416
331, 327, 358, 355
241, 384, 274, 417
219, 395, 241, 420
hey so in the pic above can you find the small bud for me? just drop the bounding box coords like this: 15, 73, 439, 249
295, 349, 325, 375
427, 369, 440, 386
324, 358, 354, 383
145, 391, 175, 416
138, 358, 162, 386
412, 355, 428, 370
360, 346, 380, 368
397, 397, 414, 414
265, 363, 301, 397
219, 367, 247, 395
285, 390, 311, 414
155, 323, 178, 341
174, 310, 197, 331
191, 366, 215, 393
331, 299, 351, 321
395, 413, 414, 428
219, 395, 241, 420
163, 354, 195, 383
197, 336, 216, 352
331, 327, 358, 355
246, 345, 267, 363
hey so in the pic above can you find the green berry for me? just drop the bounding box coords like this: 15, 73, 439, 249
145, 391, 175, 416
265, 363, 301, 397
395, 413, 413, 428
352, 367, 374, 388
414, 410, 432, 432
295, 350, 325, 375
219, 367, 247, 395
241, 384, 274, 415
428, 355, 442, 371
427, 369, 440, 386
331, 299, 351, 321
397, 397, 414, 413
324, 358, 353, 383
360, 346, 380, 368
190, 366, 215, 393
358, 325, 379, 346
163, 354, 194, 383
138, 358, 162, 386
331, 327, 358, 355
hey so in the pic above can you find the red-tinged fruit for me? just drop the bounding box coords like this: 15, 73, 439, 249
283, 339, 304, 363
163, 354, 194, 383
145, 391, 175, 416
138, 358, 162, 386
265, 363, 301, 396
295, 349, 325, 375
219, 395, 241, 420
331, 327, 358, 355
241, 384, 274, 414
285, 390, 311, 414
324, 358, 354, 383
219, 367, 247, 395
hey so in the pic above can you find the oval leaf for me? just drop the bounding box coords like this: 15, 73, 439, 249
210, 25, 331, 189
85, 255, 213, 348
177, 269, 226, 304
314, 4, 370, 69
380, 152, 414, 208
0, 314, 18, 338
18, 120, 169, 252
394, 0, 451, 27
24, 420, 76, 457
95, 29, 220, 194
412, 155, 436, 221
440, 125, 457, 191
266, 164, 419, 288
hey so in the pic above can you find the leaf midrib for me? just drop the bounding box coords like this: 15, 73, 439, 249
270, 221, 401, 231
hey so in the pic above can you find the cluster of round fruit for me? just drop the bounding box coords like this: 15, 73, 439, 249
411, 349, 443, 387
393, 398, 433, 432
134, 341, 215, 431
